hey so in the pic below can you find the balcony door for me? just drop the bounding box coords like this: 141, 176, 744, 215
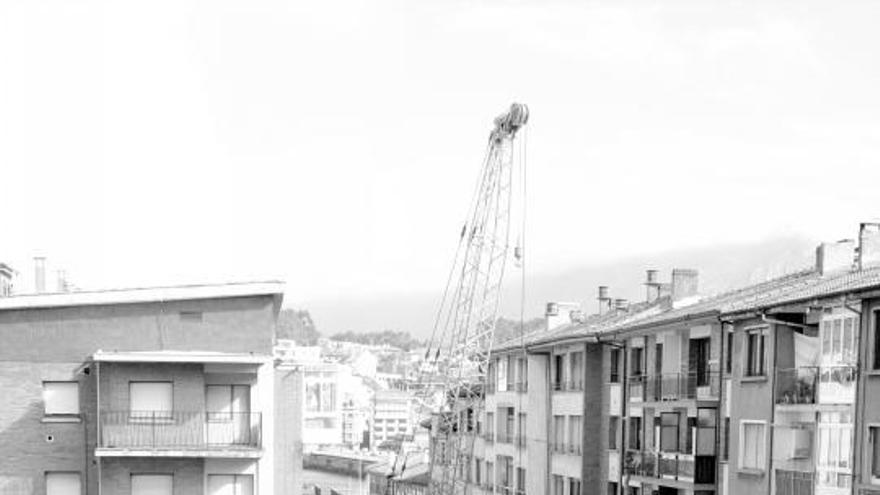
207, 474, 254, 495
688, 338, 711, 392
206, 385, 251, 446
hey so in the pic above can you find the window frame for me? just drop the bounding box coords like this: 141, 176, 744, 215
870, 425, 880, 485
45, 471, 82, 495
744, 327, 768, 378
739, 419, 767, 472
609, 348, 621, 383
42, 381, 80, 419
873, 310, 880, 371
129, 381, 174, 422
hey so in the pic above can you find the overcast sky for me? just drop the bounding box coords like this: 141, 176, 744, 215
2, 0, 880, 311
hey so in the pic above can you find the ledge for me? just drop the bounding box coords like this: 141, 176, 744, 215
95, 447, 262, 459
740, 376, 768, 383
42, 416, 82, 424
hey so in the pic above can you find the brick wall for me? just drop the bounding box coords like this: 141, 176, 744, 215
100, 458, 203, 495
0, 361, 97, 495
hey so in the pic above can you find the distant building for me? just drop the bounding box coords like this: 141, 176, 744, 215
0, 262, 13, 297
302, 361, 346, 450
372, 389, 413, 448
0, 281, 301, 495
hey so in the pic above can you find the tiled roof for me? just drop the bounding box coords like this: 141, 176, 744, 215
489, 265, 880, 351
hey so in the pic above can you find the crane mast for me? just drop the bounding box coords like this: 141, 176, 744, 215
428, 103, 529, 495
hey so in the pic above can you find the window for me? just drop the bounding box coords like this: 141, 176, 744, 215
475, 457, 482, 484
179, 311, 203, 322
660, 412, 679, 452
486, 412, 494, 436
498, 357, 508, 392
206, 385, 250, 419
726, 330, 733, 374
745, 330, 766, 377
608, 482, 618, 495
130, 382, 173, 420
629, 417, 642, 450
498, 456, 513, 489
46, 472, 81, 495
131, 474, 173, 495
43, 382, 79, 417
569, 415, 582, 453
486, 461, 494, 488
609, 417, 619, 450
553, 415, 566, 451
552, 475, 565, 495
821, 315, 859, 364
569, 478, 582, 495
517, 413, 526, 444
874, 311, 880, 370
870, 426, 880, 483
208, 474, 253, 495
516, 467, 526, 494
722, 417, 730, 461
570, 352, 584, 389
610, 349, 621, 383
554, 354, 565, 389
631, 347, 644, 376
507, 355, 516, 389
740, 421, 766, 471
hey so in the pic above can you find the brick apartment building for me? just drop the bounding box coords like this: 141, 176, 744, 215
0, 280, 302, 495
430, 222, 880, 495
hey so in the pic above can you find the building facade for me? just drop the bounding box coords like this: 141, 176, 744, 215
0, 281, 302, 495
429, 223, 880, 495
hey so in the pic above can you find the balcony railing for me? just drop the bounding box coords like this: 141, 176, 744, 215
776, 366, 857, 405
776, 368, 819, 405
514, 382, 528, 393
625, 450, 714, 484
629, 372, 720, 402
775, 469, 814, 495
496, 432, 514, 444
99, 411, 261, 450
551, 380, 584, 392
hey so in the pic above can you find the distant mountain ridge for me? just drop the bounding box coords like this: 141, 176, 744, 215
303, 235, 816, 339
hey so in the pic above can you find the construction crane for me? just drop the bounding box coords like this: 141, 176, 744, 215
418, 103, 529, 495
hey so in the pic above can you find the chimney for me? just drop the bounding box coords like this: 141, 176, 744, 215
858, 222, 880, 270
816, 239, 855, 275
671, 269, 698, 301
56, 270, 69, 293
34, 257, 46, 294
645, 269, 661, 303
614, 298, 629, 312
597, 286, 612, 315
545, 302, 581, 332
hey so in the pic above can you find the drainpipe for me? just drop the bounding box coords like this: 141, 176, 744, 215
96, 360, 102, 495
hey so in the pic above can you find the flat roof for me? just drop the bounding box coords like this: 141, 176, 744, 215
0, 280, 284, 311
92, 350, 271, 364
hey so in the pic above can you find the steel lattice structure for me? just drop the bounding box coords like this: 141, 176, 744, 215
428, 103, 529, 495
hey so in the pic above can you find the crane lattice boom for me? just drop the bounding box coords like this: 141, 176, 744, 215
427, 103, 529, 495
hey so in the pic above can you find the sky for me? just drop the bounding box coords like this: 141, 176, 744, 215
2, 0, 880, 324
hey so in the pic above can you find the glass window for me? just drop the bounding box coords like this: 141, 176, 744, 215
129, 382, 172, 420
553, 415, 566, 450
43, 382, 79, 416
207, 475, 253, 495
131, 474, 173, 495
610, 349, 621, 383
631, 347, 644, 376
874, 311, 880, 370
569, 478, 582, 495
608, 482, 618, 495
660, 412, 679, 452
569, 416, 582, 452
570, 352, 584, 388
629, 417, 642, 450
746, 331, 766, 377
46, 472, 81, 495
726, 330, 733, 374
552, 475, 565, 495
609, 417, 619, 450
870, 427, 880, 481
516, 467, 526, 493
741, 421, 766, 470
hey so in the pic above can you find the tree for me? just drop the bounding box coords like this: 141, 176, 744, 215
276, 309, 321, 345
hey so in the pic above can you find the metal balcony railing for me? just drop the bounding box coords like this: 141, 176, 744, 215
629, 371, 720, 402
776, 366, 857, 405
625, 450, 713, 484
775, 469, 814, 495
99, 410, 261, 450
776, 368, 819, 405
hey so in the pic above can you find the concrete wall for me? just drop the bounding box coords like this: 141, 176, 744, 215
582, 343, 604, 495
0, 296, 277, 362
100, 458, 203, 495
526, 353, 549, 495
856, 298, 880, 494
275, 366, 303, 495
728, 318, 774, 495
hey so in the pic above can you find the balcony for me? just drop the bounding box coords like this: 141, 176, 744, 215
625, 450, 715, 484
496, 432, 514, 444
481, 432, 494, 443
775, 469, 814, 495
775, 366, 856, 406
629, 372, 720, 402
551, 380, 584, 393
97, 411, 262, 457
550, 441, 581, 456
514, 382, 528, 393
